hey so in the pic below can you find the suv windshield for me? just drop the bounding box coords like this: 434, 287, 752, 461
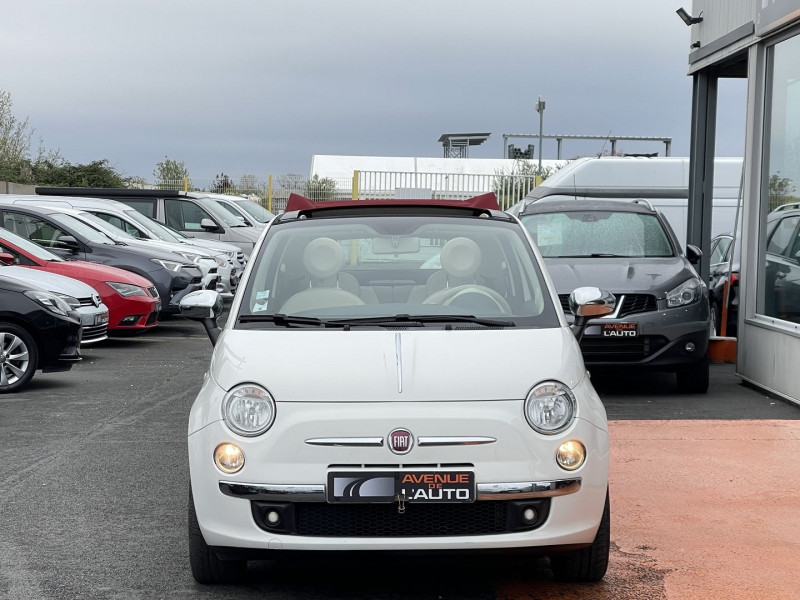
238, 214, 559, 327
234, 199, 274, 223
521, 211, 675, 258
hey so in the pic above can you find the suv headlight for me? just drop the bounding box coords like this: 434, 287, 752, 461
223, 384, 276, 437
524, 381, 576, 435
666, 277, 702, 308
151, 258, 183, 272
107, 282, 147, 297
24, 290, 75, 316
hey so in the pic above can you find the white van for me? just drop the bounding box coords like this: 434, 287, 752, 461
508, 157, 743, 246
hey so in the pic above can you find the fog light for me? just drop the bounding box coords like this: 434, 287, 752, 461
214, 443, 245, 474
685, 342, 696, 352
556, 440, 586, 471
119, 315, 142, 326
522, 507, 538, 523
266, 510, 281, 526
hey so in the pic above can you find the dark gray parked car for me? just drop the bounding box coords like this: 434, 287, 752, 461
0, 203, 203, 316
518, 198, 711, 393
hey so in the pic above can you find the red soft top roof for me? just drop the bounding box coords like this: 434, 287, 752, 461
283, 192, 501, 213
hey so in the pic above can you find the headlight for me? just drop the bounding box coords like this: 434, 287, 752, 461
524, 381, 576, 435
55, 293, 81, 310
151, 258, 183, 272
666, 277, 702, 308
107, 282, 147, 297
223, 384, 276, 437
23, 290, 74, 316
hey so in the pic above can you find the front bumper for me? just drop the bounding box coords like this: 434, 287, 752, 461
76, 306, 109, 345
578, 299, 710, 369
188, 395, 608, 552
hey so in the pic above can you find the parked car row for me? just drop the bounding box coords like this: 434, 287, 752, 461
0, 190, 271, 394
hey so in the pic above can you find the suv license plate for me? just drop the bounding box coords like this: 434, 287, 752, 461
601, 322, 638, 337
327, 471, 475, 504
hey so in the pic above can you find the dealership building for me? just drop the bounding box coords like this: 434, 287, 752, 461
686, 0, 800, 403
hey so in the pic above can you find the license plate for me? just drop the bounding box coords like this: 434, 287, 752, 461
95, 312, 109, 325
600, 322, 638, 337
327, 471, 475, 504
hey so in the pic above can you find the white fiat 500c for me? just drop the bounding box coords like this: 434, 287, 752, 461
181, 193, 615, 584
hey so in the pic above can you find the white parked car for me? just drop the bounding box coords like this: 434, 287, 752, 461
181, 194, 614, 584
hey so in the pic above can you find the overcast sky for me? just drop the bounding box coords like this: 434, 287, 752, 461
1, 0, 748, 184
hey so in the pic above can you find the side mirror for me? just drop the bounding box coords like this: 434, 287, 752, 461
686, 244, 702, 265
56, 235, 81, 253
0, 252, 14, 265
180, 289, 223, 345
200, 218, 224, 233
568, 287, 616, 342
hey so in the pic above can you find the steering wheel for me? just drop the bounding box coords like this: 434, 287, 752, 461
423, 285, 512, 315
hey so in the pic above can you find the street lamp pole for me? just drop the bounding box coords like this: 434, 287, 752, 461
535, 96, 546, 174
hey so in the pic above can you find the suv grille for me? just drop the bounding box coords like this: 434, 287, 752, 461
559, 293, 657, 318
579, 335, 669, 362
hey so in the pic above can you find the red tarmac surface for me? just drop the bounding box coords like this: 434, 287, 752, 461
498, 419, 800, 599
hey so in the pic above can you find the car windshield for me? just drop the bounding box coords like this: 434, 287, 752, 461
124, 209, 184, 243
0, 227, 63, 261
238, 214, 559, 327
197, 197, 248, 227
521, 211, 675, 258
78, 212, 137, 240
49, 213, 117, 244
234, 199, 274, 223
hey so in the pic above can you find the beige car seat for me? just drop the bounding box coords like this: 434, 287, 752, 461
279, 238, 366, 313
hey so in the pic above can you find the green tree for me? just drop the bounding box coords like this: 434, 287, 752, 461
304, 174, 337, 200
154, 156, 190, 190
0, 90, 34, 182
211, 172, 234, 193
32, 159, 127, 188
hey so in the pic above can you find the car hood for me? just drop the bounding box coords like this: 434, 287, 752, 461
208, 327, 587, 402
543, 256, 694, 295
227, 226, 263, 243
47, 260, 154, 288
119, 238, 214, 258
0, 265, 97, 298
180, 238, 240, 254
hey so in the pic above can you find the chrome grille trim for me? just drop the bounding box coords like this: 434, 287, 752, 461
417, 436, 497, 447
477, 478, 581, 500
305, 437, 384, 447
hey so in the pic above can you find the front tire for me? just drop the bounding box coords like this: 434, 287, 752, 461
188, 489, 246, 584
549, 490, 610, 582
0, 324, 38, 394
676, 353, 710, 394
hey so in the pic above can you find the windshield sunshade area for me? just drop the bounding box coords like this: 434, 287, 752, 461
238, 215, 560, 328
521, 211, 675, 258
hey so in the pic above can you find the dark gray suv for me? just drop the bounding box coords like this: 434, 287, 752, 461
518, 198, 711, 393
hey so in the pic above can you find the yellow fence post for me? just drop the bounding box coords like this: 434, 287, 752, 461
183, 176, 189, 192
267, 175, 273, 213
352, 170, 359, 200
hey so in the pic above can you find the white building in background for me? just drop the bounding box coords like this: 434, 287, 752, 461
309, 155, 566, 180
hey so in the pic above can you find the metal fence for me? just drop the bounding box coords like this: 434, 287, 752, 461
137, 170, 540, 212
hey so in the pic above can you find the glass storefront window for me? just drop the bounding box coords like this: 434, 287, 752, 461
760, 32, 800, 325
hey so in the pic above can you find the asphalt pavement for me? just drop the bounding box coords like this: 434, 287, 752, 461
0, 318, 797, 600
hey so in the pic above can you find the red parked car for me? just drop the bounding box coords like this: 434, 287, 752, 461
0, 227, 161, 332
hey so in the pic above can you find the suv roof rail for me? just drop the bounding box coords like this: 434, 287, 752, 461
631, 198, 656, 211
774, 202, 800, 212
284, 192, 501, 214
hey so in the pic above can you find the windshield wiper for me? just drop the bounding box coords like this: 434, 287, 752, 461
238, 314, 331, 327
327, 314, 514, 328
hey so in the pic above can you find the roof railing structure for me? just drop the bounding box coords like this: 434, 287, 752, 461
502, 134, 673, 160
